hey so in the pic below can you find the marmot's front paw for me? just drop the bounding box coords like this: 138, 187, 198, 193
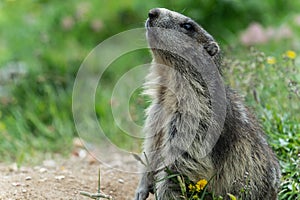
134, 188, 149, 200
204, 41, 220, 56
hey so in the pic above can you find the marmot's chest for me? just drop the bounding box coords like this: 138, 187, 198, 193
157, 74, 208, 115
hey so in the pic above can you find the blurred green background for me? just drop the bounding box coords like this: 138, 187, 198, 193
0, 0, 299, 198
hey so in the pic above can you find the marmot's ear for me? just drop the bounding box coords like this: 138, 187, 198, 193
204, 41, 220, 57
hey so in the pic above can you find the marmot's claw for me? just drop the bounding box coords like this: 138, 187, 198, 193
204, 41, 220, 56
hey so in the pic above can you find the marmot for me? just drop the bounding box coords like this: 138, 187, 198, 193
134, 8, 281, 200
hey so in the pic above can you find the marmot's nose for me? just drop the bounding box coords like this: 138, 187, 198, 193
148, 8, 160, 19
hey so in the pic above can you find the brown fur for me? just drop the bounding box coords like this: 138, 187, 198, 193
134, 8, 281, 200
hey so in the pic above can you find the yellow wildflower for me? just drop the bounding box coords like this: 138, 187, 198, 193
192, 194, 199, 199
266, 56, 276, 65
196, 179, 208, 191
285, 50, 297, 59
188, 184, 195, 192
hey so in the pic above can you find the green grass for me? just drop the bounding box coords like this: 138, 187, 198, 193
223, 47, 300, 199
0, 71, 74, 164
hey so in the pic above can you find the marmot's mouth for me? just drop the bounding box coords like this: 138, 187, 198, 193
145, 19, 157, 42
145, 19, 151, 29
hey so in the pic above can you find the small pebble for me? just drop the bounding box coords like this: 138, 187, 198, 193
39, 178, 48, 182
22, 189, 27, 193
55, 175, 65, 180
87, 154, 97, 164
78, 149, 87, 158
25, 176, 32, 181
39, 168, 47, 173
12, 182, 21, 187
118, 179, 124, 184
73, 137, 84, 148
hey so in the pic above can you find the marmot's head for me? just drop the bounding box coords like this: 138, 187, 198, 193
145, 8, 221, 70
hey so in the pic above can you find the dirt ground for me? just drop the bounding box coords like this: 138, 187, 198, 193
0, 139, 155, 200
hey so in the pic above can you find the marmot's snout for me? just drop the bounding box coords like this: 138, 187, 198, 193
147, 8, 161, 28
148, 8, 160, 20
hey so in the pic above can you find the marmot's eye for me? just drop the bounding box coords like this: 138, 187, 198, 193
181, 23, 194, 31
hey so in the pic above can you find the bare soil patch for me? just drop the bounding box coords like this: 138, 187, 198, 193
0, 142, 154, 200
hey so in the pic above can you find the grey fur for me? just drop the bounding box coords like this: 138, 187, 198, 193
134, 8, 281, 200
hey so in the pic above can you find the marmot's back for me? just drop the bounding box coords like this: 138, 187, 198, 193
135, 8, 281, 200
